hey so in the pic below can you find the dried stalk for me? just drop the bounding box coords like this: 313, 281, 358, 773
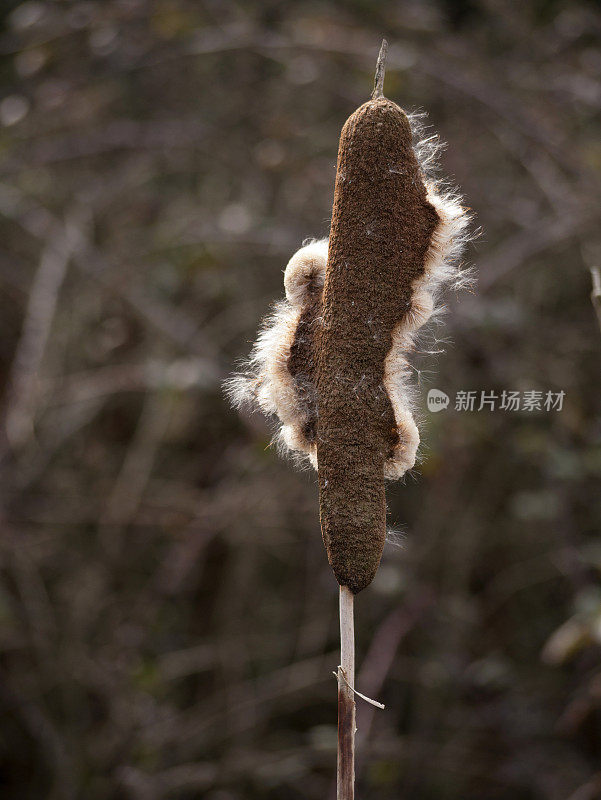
337, 585, 355, 800
371, 38, 388, 99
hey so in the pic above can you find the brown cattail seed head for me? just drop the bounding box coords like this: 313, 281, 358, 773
316, 98, 439, 593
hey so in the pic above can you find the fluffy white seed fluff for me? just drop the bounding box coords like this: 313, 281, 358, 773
227, 114, 472, 479
284, 238, 328, 306
226, 240, 327, 465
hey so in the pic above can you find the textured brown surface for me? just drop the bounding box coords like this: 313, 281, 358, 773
287, 295, 321, 445
317, 98, 439, 593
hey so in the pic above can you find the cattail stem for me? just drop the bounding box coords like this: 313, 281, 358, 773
337, 585, 355, 800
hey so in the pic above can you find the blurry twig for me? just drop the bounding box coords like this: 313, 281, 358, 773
3, 209, 86, 451
488, 126, 579, 212
356, 592, 433, 749
0, 186, 222, 362
144, 650, 337, 752
116, 26, 595, 180
99, 387, 176, 557
43, 359, 217, 407
478, 210, 599, 292
158, 645, 213, 682
483, 549, 568, 616
70, 241, 221, 361
6, 532, 57, 658
589, 266, 601, 334
0, 117, 208, 174
13, 398, 105, 491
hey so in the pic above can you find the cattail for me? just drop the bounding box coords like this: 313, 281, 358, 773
228, 46, 471, 594
227, 39, 472, 798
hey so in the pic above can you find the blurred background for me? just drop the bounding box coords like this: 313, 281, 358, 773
0, 1, 600, 798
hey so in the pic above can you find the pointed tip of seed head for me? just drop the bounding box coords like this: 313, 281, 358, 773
372, 39, 388, 99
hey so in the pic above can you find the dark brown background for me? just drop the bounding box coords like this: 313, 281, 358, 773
0, 1, 600, 798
